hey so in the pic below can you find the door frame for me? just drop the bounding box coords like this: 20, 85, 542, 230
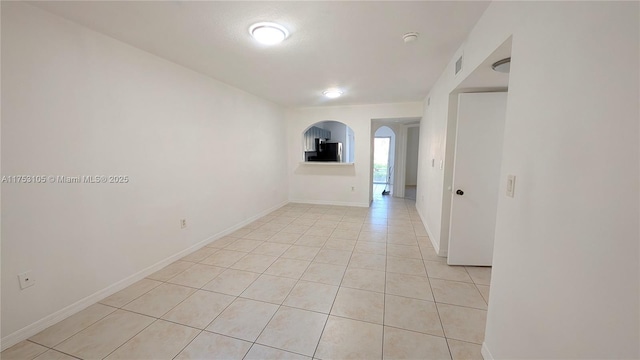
447, 92, 508, 265
394, 123, 420, 199
437, 38, 512, 257
394, 126, 407, 198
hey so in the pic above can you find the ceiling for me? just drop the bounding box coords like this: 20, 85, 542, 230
31, 1, 490, 107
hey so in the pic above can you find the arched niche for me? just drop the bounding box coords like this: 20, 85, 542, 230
302, 120, 355, 163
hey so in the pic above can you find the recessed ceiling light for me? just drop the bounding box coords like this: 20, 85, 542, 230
323, 89, 343, 99
249, 22, 289, 45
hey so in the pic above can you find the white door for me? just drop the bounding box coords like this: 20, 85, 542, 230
448, 92, 508, 266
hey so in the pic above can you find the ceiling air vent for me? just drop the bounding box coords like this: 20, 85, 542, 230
455, 55, 463, 75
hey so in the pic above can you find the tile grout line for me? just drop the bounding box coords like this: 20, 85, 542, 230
310, 217, 356, 360
26, 304, 118, 351
197, 211, 305, 360
381, 216, 390, 360
101, 317, 160, 359
169, 329, 204, 360
425, 252, 454, 360
238, 207, 326, 359
23, 340, 83, 360
405, 203, 457, 359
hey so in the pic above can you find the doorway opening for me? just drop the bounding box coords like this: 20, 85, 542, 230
442, 37, 512, 265
404, 126, 420, 200
373, 137, 391, 184
368, 119, 421, 203
373, 126, 396, 197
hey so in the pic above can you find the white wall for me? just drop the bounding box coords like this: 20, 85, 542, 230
346, 126, 355, 163
287, 103, 422, 207
374, 126, 396, 184
405, 126, 419, 186
1, 2, 288, 347
417, 1, 639, 358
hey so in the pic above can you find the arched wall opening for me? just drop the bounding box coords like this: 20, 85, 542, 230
302, 120, 355, 163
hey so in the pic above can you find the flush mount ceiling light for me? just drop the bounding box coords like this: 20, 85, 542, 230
491, 57, 511, 73
323, 89, 343, 99
249, 22, 289, 45
403, 32, 419, 43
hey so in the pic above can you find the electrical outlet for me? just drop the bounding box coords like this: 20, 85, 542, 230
18, 271, 35, 290
180, 219, 187, 229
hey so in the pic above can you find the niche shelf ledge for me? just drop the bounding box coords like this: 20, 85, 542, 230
299, 162, 355, 166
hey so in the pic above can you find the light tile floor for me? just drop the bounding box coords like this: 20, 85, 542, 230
404, 186, 417, 200
3, 195, 491, 360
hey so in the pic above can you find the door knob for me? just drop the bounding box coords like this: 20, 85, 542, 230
456, 189, 464, 196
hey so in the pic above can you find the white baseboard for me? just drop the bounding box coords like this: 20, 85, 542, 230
414, 202, 448, 258
0, 200, 288, 351
288, 199, 370, 208
426, 225, 440, 254
481, 342, 494, 360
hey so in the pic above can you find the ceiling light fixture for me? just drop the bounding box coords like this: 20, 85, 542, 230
249, 22, 289, 45
491, 57, 511, 73
323, 89, 343, 99
403, 32, 419, 43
